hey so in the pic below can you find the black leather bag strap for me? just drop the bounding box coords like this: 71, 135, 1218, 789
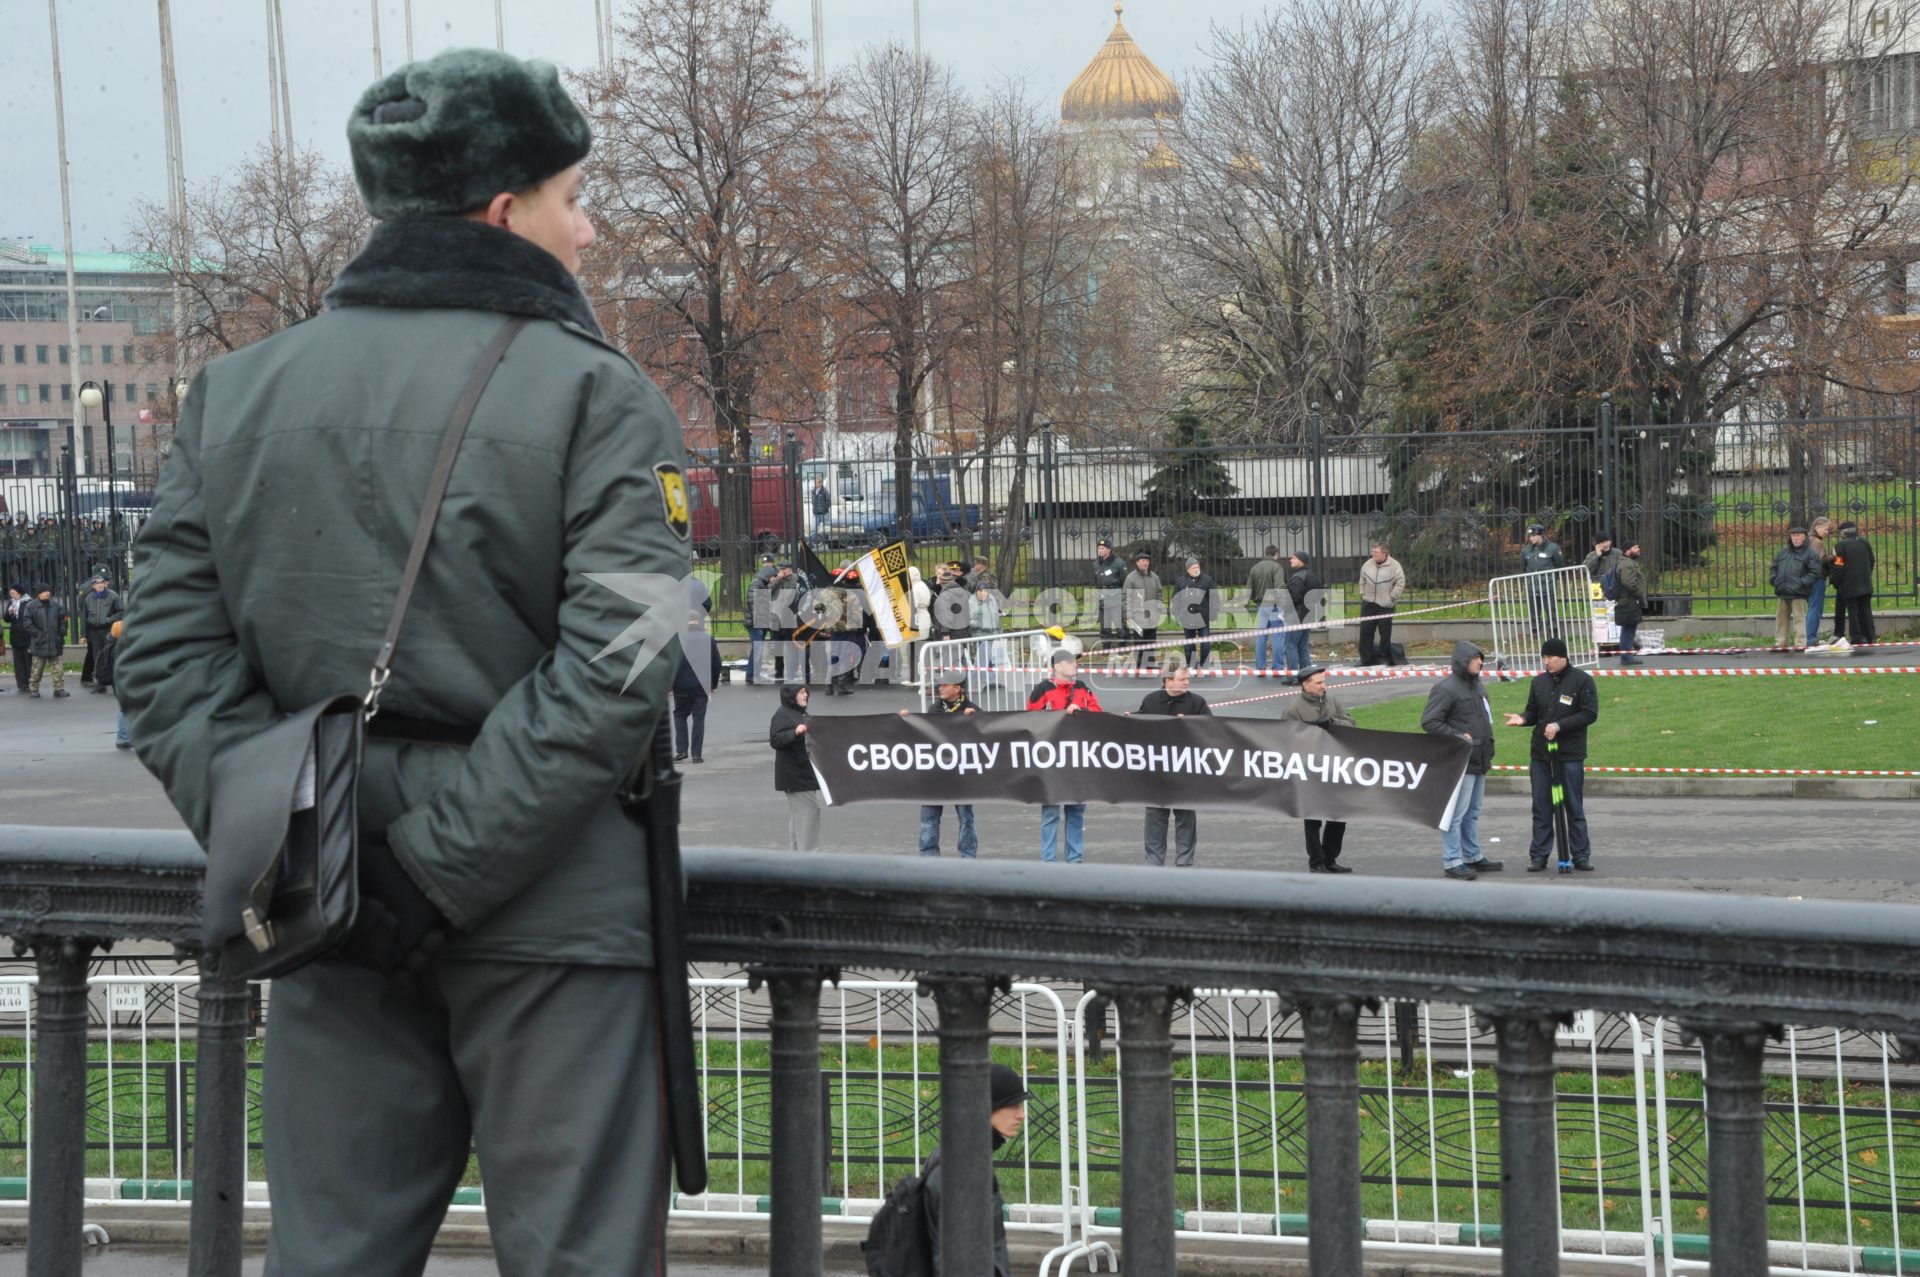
364, 316, 529, 720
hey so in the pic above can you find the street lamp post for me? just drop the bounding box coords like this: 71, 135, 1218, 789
78, 381, 115, 539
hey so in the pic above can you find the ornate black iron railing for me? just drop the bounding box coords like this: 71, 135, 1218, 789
3, 828, 1920, 1277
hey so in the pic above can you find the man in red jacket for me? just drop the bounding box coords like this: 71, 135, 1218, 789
1027, 649, 1101, 862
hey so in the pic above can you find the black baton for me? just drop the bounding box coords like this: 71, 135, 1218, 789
624, 717, 709, 1194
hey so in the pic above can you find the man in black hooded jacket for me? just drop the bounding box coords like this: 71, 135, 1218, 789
923, 1062, 1029, 1277
770, 685, 820, 851
1420, 641, 1503, 880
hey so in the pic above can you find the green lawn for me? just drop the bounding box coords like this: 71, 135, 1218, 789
1347, 675, 1918, 771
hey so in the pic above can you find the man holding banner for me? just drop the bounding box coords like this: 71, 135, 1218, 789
1026, 648, 1103, 863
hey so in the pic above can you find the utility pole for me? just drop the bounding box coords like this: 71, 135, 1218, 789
371, 0, 383, 77
914, 0, 922, 59
811, 0, 825, 87
404, 0, 414, 61
495, 0, 504, 50
263, 0, 283, 157
157, 0, 189, 463
273, 0, 294, 148
48, 0, 88, 485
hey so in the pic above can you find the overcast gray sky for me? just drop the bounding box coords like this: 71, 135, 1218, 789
4, 0, 1263, 250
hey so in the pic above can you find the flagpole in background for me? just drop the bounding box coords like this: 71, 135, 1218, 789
47, 0, 88, 483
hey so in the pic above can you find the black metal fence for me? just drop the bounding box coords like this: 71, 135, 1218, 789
6, 413, 1911, 639
5, 830, 1920, 1276
681, 410, 1917, 628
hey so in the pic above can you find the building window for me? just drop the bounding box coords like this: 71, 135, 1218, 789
122, 345, 134, 363
13, 386, 26, 405
125, 382, 136, 403
60, 384, 71, 402
101, 346, 112, 364
78, 345, 91, 365
12, 346, 23, 363
35, 345, 48, 364
58, 346, 68, 365
38, 385, 51, 403
146, 383, 158, 402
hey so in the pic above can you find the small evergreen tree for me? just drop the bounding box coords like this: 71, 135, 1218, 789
1140, 407, 1242, 569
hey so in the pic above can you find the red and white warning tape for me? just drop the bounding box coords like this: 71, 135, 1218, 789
927, 663, 1920, 679
1489, 764, 1920, 778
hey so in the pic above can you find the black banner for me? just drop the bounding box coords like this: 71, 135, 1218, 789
808, 714, 1472, 830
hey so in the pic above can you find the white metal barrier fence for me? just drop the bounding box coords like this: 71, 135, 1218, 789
1489, 565, 1599, 670
920, 628, 1051, 712
2, 970, 1916, 1275
1046, 987, 1920, 1277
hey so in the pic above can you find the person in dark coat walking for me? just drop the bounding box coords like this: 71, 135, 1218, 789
770, 684, 821, 851
1172, 557, 1217, 670
1827, 521, 1877, 649
922, 1063, 1029, 1277
1134, 663, 1209, 866
21, 584, 69, 698
1504, 637, 1599, 872
1421, 641, 1503, 879
1280, 665, 1355, 872
900, 677, 980, 856
1283, 552, 1319, 675
4, 585, 32, 693
672, 610, 721, 763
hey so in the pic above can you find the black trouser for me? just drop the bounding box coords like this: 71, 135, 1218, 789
9, 644, 29, 692
1529, 757, 1590, 865
1357, 603, 1395, 665
83, 623, 112, 681
1841, 596, 1876, 645
672, 691, 707, 759
1182, 627, 1211, 669
1833, 591, 1847, 641
1132, 626, 1155, 667
1304, 819, 1346, 869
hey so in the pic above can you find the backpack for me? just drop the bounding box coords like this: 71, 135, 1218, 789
863, 1153, 940, 1277
1599, 566, 1620, 600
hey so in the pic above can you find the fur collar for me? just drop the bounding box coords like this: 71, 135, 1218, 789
326, 215, 601, 335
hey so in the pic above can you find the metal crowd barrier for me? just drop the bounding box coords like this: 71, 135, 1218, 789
1489, 564, 1600, 669
919, 628, 1050, 712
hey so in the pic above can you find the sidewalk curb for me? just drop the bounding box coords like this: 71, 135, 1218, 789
1484, 775, 1920, 799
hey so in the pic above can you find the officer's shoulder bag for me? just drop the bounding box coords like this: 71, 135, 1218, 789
201, 317, 528, 980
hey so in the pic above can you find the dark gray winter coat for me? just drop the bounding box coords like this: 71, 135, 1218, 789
1420, 641, 1496, 774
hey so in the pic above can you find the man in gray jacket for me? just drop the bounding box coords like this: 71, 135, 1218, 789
1356, 542, 1404, 666
1420, 641, 1504, 880
119, 49, 687, 1275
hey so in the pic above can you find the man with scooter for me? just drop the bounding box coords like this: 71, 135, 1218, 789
1505, 637, 1600, 874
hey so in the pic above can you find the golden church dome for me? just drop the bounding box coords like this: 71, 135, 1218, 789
1061, 2, 1182, 125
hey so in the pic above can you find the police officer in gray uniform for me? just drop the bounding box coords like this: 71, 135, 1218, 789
117, 49, 689, 1276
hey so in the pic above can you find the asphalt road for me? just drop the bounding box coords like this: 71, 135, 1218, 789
0, 1250, 777, 1276
2, 643, 1914, 902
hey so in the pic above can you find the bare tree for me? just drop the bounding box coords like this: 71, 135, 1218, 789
949, 83, 1105, 579
1162, 0, 1439, 439
124, 144, 370, 378
576, 0, 832, 599
821, 44, 972, 539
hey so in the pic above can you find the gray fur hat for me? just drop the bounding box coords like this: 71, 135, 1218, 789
347, 48, 592, 218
